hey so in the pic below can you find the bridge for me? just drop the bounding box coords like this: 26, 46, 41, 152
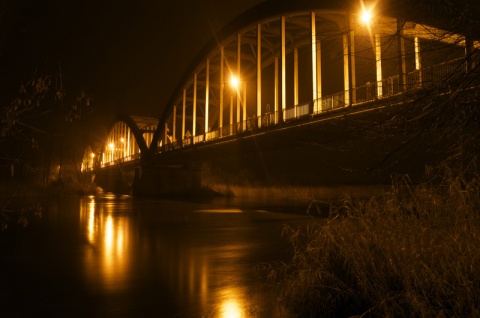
81, 0, 479, 195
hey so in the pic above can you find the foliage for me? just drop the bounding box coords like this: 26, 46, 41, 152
262, 166, 480, 317
1, 69, 93, 228
0, 70, 91, 181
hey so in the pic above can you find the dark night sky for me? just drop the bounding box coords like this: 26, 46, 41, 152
0, 0, 265, 131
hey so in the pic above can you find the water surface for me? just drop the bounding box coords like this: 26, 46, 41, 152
1, 194, 319, 317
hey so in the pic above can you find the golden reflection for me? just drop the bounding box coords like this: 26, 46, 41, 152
87, 199, 95, 244
220, 289, 244, 318
80, 196, 130, 292
105, 215, 113, 251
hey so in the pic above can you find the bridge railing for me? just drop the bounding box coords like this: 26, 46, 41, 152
262, 112, 277, 127
283, 102, 313, 121
353, 75, 402, 104
313, 91, 346, 114
109, 57, 469, 162
101, 153, 141, 167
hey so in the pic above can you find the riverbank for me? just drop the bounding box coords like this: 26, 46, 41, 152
0, 179, 100, 230
261, 172, 480, 317
206, 182, 390, 202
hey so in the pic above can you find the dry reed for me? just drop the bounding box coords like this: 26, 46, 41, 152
262, 171, 480, 317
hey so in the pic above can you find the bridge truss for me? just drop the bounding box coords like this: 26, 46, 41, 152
83, 1, 479, 170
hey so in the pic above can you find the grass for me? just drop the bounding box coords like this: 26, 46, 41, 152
260, 170, 480, 317
204, 183, 389, 202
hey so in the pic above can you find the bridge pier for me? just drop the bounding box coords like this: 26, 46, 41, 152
94, 165, 133, 194
132, 166, 201, 197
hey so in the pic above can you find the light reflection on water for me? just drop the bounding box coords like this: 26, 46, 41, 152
80, 195, 131, 292
75, 194, 311, 316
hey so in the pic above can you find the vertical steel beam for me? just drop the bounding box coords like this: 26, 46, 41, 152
230, 94, 233, 134
281, 16, 286, 121
164, 122, 168, 147
375, 33, 383, 97
274, 56, 279, 124
237, 34, 241, 126
163, 122, 168, 146
343, 12, 356, 106
205, 59, 210, 133
182, 88, 186, 140
127, 127, 131, 157
219, 46, 224, 136
123, 123, 126, 157
343, 34, 350, 105
193, 72, 197, 142
257, 23, 262, 128
243, 82, 246, 131
317, 41, 322, 109
311, 12, 317, 110
415, 36, 422, 86
172, 105, 176, 143
294, 47, 298, 108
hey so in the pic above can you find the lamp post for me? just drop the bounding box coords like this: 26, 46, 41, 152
359, 3, 383, 98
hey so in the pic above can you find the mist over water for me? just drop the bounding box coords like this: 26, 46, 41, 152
1, 194, 318, 317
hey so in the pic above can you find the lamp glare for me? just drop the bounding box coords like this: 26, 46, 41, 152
230, 76, 239, 89
361, 8, 372, 25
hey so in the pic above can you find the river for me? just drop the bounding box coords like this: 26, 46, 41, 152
0, 194, 323, 317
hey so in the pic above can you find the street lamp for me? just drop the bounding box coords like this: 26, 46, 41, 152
230, 75, 239, 89
360, 7, 373, 25
359, 1, 383, 98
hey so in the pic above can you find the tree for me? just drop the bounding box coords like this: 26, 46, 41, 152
0, 68, 92, 229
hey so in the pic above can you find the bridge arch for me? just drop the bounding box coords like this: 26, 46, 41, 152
80, 145, 97, 172
148, 0, 477, 154
100, 114, 159, 166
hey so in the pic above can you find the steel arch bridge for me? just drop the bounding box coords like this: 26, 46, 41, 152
83, 0, 478, 173
81, 115, 158, 171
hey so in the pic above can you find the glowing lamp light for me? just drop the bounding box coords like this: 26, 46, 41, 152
230, 75, 239, 89
91, 152, 95, 158
108, 143, 114, 150
361, 8, 373, 25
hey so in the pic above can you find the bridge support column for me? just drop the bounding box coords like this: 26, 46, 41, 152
343, 12, 356, 106
164, 122, 168, 147
132, 166, 201, 197
311, 11, 322, 113
230, 94, 233, 135
182, 88, 186, 141
243, 82, 247, 131
415, 37, 422, 87
281, 16, 286, 122
375, 33, 383, 98
294, 47, 298, 116
205, 59, 210, 135
127, 127, 131, 157
274, 56, 279, 124
257, 23, 262, 128
193, 72, 197, 142
219, 46, 225, 137
172, 105, 176, 143
237, 34, 242, 131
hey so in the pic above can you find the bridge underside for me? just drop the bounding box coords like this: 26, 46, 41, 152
146, 94, 460, 188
